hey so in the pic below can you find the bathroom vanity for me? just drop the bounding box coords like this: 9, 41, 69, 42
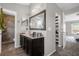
20, 10, 46, 56
20, 33, 44, 56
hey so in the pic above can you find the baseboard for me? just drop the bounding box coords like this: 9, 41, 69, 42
47, 50, 56, 56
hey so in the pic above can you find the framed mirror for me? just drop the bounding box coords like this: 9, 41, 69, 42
29, 10, 46, 30
21, 19, 28, 26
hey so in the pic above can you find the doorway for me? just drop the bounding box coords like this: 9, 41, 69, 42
0, 8, 16, 54
2, 14, 15, 53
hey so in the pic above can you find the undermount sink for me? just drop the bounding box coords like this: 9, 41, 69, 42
21, 33, 25, 34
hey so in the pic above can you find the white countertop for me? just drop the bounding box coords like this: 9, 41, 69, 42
20, 33, 44, 39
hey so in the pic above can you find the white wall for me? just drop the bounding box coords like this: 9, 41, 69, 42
29, 3, 63, 56
0, 3, 30, 48
65, 22, 71, 35
30, 3, 46, 16
46, 3, 56, 55
46, 3, 63, 55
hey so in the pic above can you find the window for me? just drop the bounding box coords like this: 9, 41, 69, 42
71, 22, 79, 34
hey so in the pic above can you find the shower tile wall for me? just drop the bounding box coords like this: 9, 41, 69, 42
2, 14, 15, 42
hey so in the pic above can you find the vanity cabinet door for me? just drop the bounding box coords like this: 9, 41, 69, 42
24, 37, 32, 55
20, 35, 25, 49
27, 38, 32, 55
32, 38, 44, 56
24, 37, 29, 54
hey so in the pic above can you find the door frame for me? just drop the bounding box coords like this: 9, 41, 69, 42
0, 8, 18, 53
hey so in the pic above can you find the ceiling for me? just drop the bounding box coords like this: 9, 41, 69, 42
56, 3, 79, 11
17, 3, 31, 6
17, 3, 79, 11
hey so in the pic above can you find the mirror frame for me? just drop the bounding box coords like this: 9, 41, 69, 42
29, 10, 46, 30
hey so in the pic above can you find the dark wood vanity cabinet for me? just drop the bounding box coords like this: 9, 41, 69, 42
20, 35, 44, 56
20, 35, 25, 49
